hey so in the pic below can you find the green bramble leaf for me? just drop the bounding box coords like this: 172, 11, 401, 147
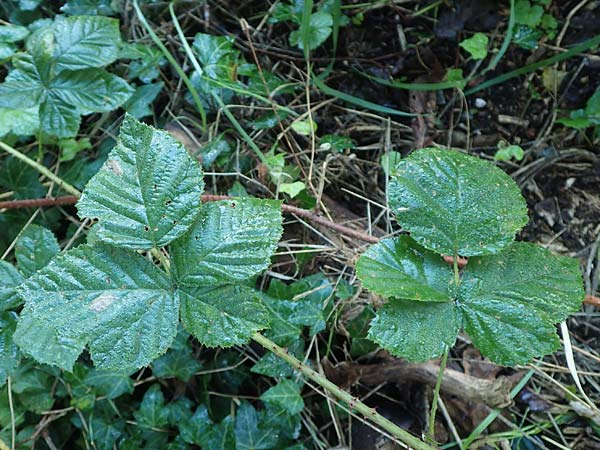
0, 16, 132, 138
458, 242, 583, 365
0, 261, 24, 311
0, 106, 39, 137
363, 241, 583, 364
359, 148, 584, 365
368, 299, 461, 362
171, 198, 282, 285
0, 59, 130, 138
356, 236, 452, 302
14, 244, 179, 371
0, 312, 20, 387
51, 15, 121, 71
178, 284, 270, 348
77, 115, 204, 250
15, 224, 60, 277
388, 148, 528, 256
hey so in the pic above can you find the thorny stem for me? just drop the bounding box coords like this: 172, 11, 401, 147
0, 141, 81, 197
251, 332, 437, 450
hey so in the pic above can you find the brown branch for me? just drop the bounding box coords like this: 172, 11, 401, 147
2, 194, 600, 307
0, 196, 79, 209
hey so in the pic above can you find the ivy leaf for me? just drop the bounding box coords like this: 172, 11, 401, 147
124, 81, 164, 119
52, 15, 121, 71
10, 361, 57, 413
152, 329, 201, 381
119, 43, 165, 83
171, 198, 282, 285
178, 405, 212, 445
206, 416, 236, 450
179, 405, 236, 449
368, 300, 461, 362
77, 115, 204, 249
251, 340, 303, 378
14, 244, 178, 371
234, 402, 279, 450
260, 379, 304, 415
0, 261, 24, 311
263, 402, 301, 440
0, 312, 20, 387
87, 416, 123, 450
0, 157, 45, 200
388, 148, 528, 256
178, 284, 270, 348
458, 242, 584, 365
133, 384, 169, 429
267, 274, 333, 336
15, 224, 60, 277
165, 397, 194, 426
356, 236, 453, 301
84, 369, 134, 399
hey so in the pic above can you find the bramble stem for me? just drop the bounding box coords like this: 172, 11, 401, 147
453, 255, 460, 288
251, 332, 437, 450
0, 141, 81, 197
427, 346, 449, 442
428, 255, 460, 442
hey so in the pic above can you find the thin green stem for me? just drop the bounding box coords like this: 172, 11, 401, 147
428, 255, 460, 442
168, 3, 268, 165
0, 141, 81, 197
453, 256, 460, 288
251, 332, 437, 450
8, 376, 15, 450
427, 346, 449, 442
461, 369, 535, 448
466, 33, 600, 95
133, 0, 207, 131
483, 0, 515, 74
212, 95, 268, 164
